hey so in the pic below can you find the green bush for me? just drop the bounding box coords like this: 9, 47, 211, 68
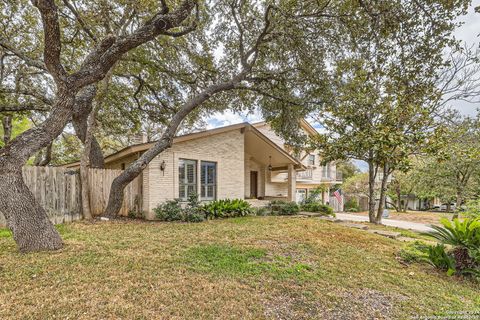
254, 207, 269, 216
344, 198, 359, 212
421, 217, 480, 279
128, 210, 145, 219
154, 199, 183, 221
425, 244, 456, 276
463, 200, 480, 219
269, 200, 300, 216
301, 202, 334, 216
202, 199, 253, 219
302, 187, 323, 205
425, 218, 480, 248
184, 194, 206, 223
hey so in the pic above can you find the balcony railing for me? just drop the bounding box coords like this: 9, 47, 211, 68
336, 171, 343, 181
296, 168, 313, 180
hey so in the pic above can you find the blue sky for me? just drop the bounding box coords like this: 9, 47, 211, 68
206, 2, 480, 172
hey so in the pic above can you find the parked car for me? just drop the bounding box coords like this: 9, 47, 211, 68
440, 203, 456, 211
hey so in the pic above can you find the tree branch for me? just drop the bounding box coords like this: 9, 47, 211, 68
70, 0, 198, 90
32, 0, 68, 83
0, 104, 50, 112
62, 0, 98, 42
0, 38, 47, 71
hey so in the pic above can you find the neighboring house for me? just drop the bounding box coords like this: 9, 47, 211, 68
66, 120, 342, 219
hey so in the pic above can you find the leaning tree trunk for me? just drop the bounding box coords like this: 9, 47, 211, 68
0, 89, 77, 252
368, 161, 377, 223
0, 165, 63, 252
103, 70, 249, 216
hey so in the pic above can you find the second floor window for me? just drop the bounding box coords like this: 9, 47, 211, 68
322, 163, 331, 178
308, 154, 315, 165
179, 159, 197, 200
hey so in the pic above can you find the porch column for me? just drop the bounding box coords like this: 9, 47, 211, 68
287, 164, 296, 202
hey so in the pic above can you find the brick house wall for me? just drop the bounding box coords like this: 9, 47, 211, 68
142, 129, 245, 219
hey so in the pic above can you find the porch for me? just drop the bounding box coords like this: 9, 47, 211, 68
243, 126, 303, 202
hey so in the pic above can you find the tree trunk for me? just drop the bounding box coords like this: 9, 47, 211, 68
37, 143, 53, 166
0, 89, 77, 252
396, 185, 402, 213
368, 161, 377, 223
375, 164, 390, 224
453, 192, 462, 219
72, 85, 104, 168
79, 110, 96, 220
2, 115, 12, 145
0, 166, 63, 252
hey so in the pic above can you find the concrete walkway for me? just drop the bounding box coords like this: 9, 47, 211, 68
335, 213, 433, 232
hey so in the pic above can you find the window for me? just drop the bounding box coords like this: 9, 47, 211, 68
201, 161, 216, 200
322, 163, 331, 178
179, 159, 197, 200
308, 154, 315, 166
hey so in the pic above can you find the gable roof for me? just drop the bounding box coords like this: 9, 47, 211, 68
252, 119, 318, 137
64, 122, 304, 169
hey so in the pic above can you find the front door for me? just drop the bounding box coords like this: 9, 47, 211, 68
250, 171, 258, 198
296, 189, 307, 203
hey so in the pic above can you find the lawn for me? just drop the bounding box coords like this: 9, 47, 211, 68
0, 216, 479, 319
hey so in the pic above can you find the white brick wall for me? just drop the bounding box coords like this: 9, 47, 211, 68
144, 129, 245, 219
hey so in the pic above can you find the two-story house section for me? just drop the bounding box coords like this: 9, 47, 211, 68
252, 120, 342, 204
65, 119, 341, 219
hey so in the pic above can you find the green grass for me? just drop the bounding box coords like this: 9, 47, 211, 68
0, 216, 479, 319
184, 244, 314, 279
0, 228, 11, 238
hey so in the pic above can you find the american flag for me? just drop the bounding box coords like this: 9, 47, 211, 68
333, 189, 343, 206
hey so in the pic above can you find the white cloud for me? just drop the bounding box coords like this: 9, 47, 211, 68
206, 109, 263, 129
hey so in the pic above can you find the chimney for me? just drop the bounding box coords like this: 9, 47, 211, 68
131, 133, 148, 145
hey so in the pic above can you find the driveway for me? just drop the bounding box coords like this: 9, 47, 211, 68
335, 213, 433, 232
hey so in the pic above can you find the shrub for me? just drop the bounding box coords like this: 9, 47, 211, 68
425, 218, 480, 248
128, 210, 145, 219
254, 207, 269, 216
202, 199, 253, 219
154, 199, 183, 221
463, 199, 480, 219
184, 194, 206, 223
425, 244, 456, 276
302, 187, 323, 205
421, 217, 480, 279
269, 200, 299, 216
301, 202, 334, 216
344, 198, 359, 212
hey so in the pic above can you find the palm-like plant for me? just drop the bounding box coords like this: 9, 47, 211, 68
425, 218, 480, 248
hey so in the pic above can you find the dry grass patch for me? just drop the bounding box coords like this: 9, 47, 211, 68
0, 216, 479, 319
355, 210, 454, 225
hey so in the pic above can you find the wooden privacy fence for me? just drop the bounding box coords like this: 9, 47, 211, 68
0, 166, 141, 227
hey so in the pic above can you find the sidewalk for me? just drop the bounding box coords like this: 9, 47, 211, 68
335, 213, 433, 232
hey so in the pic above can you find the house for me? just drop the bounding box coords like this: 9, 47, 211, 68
66, 120, 342, 219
